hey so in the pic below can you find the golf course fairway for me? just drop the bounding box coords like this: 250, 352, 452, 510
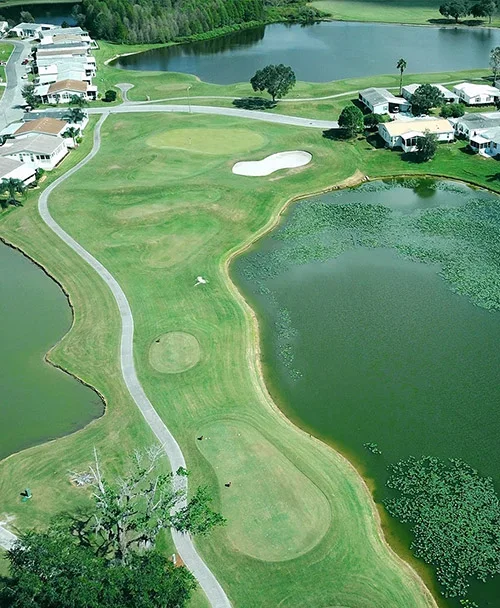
0, 112, 448, 607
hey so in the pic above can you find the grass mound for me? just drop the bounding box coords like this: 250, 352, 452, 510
149, 331, 201, 373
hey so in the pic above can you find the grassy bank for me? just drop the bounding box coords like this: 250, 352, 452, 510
0, 111, 446, 608
311, 0, 500, 27
0, 41, 13, 99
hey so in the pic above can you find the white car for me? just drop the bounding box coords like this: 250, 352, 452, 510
21, 74, 27, 79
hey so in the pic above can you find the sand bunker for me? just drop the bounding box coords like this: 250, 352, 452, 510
232, 151, 312, 177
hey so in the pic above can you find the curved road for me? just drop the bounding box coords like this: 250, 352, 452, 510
0, 39, 31, 129
36, 113, 232, 608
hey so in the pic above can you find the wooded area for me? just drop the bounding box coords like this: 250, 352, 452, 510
76, 0, 265, 43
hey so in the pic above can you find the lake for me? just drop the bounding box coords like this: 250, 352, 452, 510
115, 21, 500, 83
0, 242, 103, 460
232, 179, 500, 607
0, 2, 77, 26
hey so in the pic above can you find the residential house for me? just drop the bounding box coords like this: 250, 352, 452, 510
453, 111, 500, 138
358, 88, 411, 114
13, 117, 68, 139
0, 21, 9, 34
39, 26, 93, 45
35, 78, 97, 103
453, 83, 500, 106
378, 118, 455, 152
468, 127, 500, 156
10, 22, 55, 38
402, 83, 459, 104
24, 109, 89, 131
0, 134, 68, 170
0, 157, 36, 185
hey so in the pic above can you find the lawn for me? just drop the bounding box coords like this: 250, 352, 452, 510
0, 41, 13, 100
0, 111, 448, 608
311, 0, 500, 27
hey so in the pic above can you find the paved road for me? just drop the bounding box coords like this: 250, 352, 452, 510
87, 102, 339, 129
33, 113, 231, 608
0, 39, 31, 130
0, 523, 16, 550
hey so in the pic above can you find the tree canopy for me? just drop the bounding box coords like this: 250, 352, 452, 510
80, 0, 264, 43
490, 46, 500, 86
338, 104, 364, 138
250, 64, 296, 101
439, 0, 471, 21
415, 131, 438, 161
411, 84, 444, 115
385, 456, 500, 597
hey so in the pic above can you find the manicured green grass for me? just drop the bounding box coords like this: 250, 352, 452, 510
311, 0, 500, 27
0, 112, 443, 608
0, 42, 13, 100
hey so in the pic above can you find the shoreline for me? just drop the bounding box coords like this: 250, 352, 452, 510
0, 235, 107, 466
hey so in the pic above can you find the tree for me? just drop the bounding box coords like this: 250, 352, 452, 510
471, 0, 496, 22
69, 94, 88, 108
490, 46, 500, 87
22, 83, 39, 109
338, 105, 364, 138
0, 178, 26, 209
439, 0, 470, 22
19, 10, 34, 23
63, 126, 80, 147
68, 447, 225, 564
411, 83, 444, 115
250, 64, 296, 102
103, 89, 117, 102
0, 529, 197, 608
415, 130, 438, 161
64, 107, 86, 123
440, 102, 465, 118
396, 58, 407, 96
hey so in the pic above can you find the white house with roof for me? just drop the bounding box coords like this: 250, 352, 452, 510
0, 157, 36, 184
13, 117, 68, 139
0, 21, 9, 34
378, 118, 455, 152
402, 83, 459, 104
453, 83, 500, 106
0, 134, 68, 170
468, 127, 500, 156
35, 78, 97, 103
359, 88, 410, 114
453, 111, 500, 138
10, 22, 55, 38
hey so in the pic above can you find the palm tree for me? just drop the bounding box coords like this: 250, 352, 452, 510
0, 178, 26, 210
396, 58, 407, 96
63, 126, 80, 147
64, 107, 86, 124
69, 94, 88, 108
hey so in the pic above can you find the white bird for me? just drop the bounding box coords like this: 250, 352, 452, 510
194, 276, 207, 286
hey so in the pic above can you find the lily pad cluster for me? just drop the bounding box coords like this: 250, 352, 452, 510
385, 456, 500, 598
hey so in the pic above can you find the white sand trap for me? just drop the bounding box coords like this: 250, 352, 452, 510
232, 151, 312, 177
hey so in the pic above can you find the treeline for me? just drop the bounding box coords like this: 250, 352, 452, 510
78, 0, 265, 43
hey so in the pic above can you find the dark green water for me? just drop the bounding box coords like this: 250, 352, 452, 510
0, 243, 103, 460
232, 180, 500, 607
115, 21, 500, 84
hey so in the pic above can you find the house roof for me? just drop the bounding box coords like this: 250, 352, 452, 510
360, 87, 407, 106
44, 26, 87, 37
381, 118, 454, 137
453, 83, 500, 97
457, 111, 500, 129
0, 134, 65, 156
15, 117, 67, 136
12, 22, 53, 31
48, 79, 87, 94
37, 48, 86, 58
0, 157, 35, 180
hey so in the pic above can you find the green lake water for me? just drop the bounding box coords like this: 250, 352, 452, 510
232, 179, 500, 607
0, 243, 103, 460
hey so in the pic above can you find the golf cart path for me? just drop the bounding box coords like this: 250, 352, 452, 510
34, 112, 231, 608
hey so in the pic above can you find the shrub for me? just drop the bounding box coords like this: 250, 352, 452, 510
440, 102, 465, 118
103, 89, 117, 102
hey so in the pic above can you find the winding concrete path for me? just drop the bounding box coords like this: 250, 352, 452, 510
34, 112, 231, 608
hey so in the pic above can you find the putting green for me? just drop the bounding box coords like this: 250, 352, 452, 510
149, 331, 201, 373
146, 128, 267, 155
197, 419, 330, 562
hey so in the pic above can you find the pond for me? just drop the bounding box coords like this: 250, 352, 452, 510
232, 179, 500, 607
115, 21, 500, 84
0, 242, 103, 460
0, 2, 77, 26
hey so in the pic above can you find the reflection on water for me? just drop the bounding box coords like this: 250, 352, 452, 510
115, 21, 499, 83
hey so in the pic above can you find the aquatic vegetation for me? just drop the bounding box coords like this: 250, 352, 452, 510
363, 442, 382, 455
241, 183, 500, 310
385, 456, 500, 598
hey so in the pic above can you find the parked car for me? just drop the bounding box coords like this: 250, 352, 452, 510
21, 59, 28, 65
21, 74, 27, 79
